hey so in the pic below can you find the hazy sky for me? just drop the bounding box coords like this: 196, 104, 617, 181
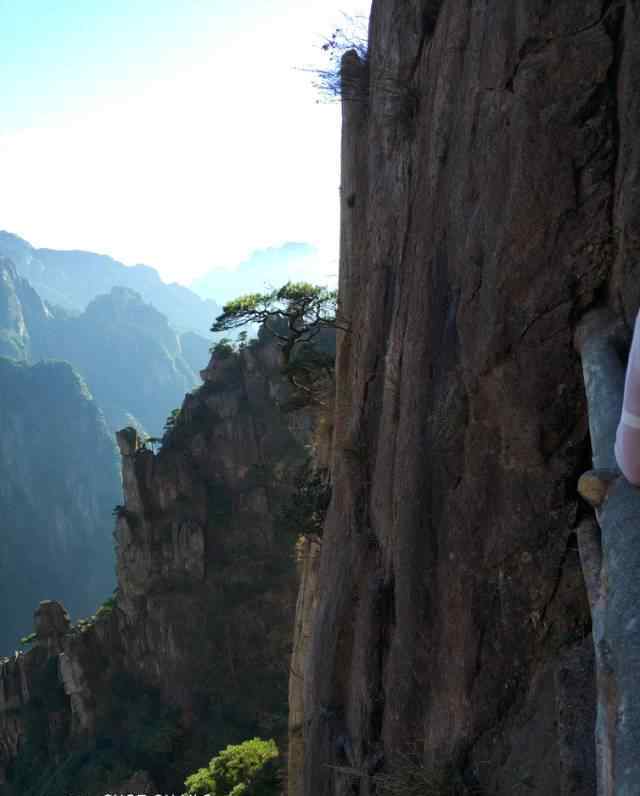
0, 1, 369, 285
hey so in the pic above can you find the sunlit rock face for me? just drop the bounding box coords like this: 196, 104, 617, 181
0, 332, 308, 793
300, 2, 640, 795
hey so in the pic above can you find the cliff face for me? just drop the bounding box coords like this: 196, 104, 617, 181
0, 358, 120, 656
0, 257, 50, 361
301, 2, 640, 794
0, 334, 307, 793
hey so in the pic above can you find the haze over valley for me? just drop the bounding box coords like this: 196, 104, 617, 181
2, 1, 640, 795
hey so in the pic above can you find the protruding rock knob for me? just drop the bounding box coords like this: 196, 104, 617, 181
34, 600, 71, 639
577, 468, 620, 508
116, 426, 139, 456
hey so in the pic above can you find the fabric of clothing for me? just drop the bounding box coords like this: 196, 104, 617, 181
615, 310, 640, 485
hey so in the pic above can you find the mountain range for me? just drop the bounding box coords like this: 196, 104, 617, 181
0, 230, 221, 337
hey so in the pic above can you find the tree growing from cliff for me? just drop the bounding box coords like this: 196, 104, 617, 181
184, 737, 279, 796
211, 282, 343, 407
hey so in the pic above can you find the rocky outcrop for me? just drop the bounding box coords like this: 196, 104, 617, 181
300, 1, 640, 794
0, 601, 74, 786
0, 333, 307, 794
33, 602, 71, 655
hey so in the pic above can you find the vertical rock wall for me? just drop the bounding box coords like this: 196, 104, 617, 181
288, 535, 322, 796
302, 1, 640, 794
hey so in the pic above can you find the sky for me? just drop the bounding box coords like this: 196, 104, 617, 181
0, 0, 370, 286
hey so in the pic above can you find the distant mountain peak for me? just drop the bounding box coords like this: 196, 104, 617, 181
0, 231, 220, 337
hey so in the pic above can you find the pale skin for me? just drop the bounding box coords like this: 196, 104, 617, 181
614, 310, 640, 485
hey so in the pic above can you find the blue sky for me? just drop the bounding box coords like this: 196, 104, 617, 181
0, 1, 369, 284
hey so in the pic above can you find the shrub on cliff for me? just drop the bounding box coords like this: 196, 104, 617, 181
302, 14, 369, 101
184, 737, 279, 796
372, 750, 480, 795
210, 337, 236, 360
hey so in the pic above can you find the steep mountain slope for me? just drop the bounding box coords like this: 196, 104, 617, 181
35, 286, 207, 434
0, 231, 220, 336
0, 358, 120, 656
0, 332, 309, 794
0, 257, 50, 361
296, 2, 640, 795
0, 256, 209, 434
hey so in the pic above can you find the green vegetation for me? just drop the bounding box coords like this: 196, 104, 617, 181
9, 672, 183, 796
95, 595, 116, 619
212, 282, 339, 346
19, 632, 37, 647
141, 435, 163, 452
212, 282, 340, 407
164, 406, 182, 432
184, 738, 279, 796
210, 337, 237, 360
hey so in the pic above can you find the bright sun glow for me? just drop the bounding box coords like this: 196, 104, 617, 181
0, 1, 369, 286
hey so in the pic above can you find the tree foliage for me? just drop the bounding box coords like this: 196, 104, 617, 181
164, 407, 181, 433
184, 737, 279, 796
212, 282, 338, 349
211, 282, 342, 407
210, 337, 237, 360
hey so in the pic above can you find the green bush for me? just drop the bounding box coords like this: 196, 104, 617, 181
210, 338, 237, 360
95, 595, 116, 619
184, 737, 279, 796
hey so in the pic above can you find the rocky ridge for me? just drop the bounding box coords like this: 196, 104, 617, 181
0, 333, 309, 793
0, 255, 211, 434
